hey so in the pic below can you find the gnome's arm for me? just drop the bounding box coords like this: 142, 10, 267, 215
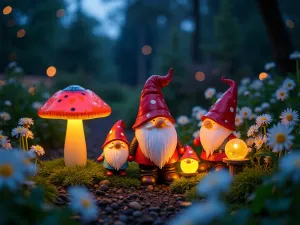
193, 136, 201, 146
128, 136, 138, 161
177, 138, 185, 154
97, 152, 104, 162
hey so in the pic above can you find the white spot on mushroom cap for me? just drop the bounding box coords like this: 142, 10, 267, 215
230, 107, 234, 112
109, 130, 112, 134
117, 125, 120, 128
188, 150, 193, 154
225, 120, 228, 123
146, 113, 150, 118
121, 132, 124, 136
150, 100, 156, 104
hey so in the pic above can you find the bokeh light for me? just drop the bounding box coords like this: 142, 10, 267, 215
7, 19, 15, 27
46, 66, 56, 77
28, 87, 36, 95
259, 72, 268, 81
3, 6, 12, 15
56, 9, 65, 18
17, 29, 26, 38
286, 20, 294, 29
142, 45, 152, 55
195, 71, 205, 81
0, 80, 5, 86
8, 53, 17, 61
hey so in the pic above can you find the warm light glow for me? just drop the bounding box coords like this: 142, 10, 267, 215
225, 138, 248, 160
142, 45, 152, 55
64, 119, 87, 167
180, 158, 198, 174
286, 20, 294, 29
28, 86, 36, 95
195, 71, 205, 81
17, 29, 26, 38
46, 66, 56, 77
56, 9, 65, 17
3, 6, 12, 15
0, 80, 5, 86
259, 72, 268, 81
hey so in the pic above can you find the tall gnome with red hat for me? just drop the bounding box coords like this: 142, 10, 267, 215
194, 77, 238, 172
128, 69, 185, 185
97, 120, 129, 176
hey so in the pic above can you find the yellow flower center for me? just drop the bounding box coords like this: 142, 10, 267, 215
0, 135, 4, 140
276, 133, 286, 144
0, 164, 13, 177
81, 199, 90, 208
280, 92, 284, 97
288, 83, 292, 87
243, 112, 248, 116
257, 140, 263, 145
286, 114, 293, 121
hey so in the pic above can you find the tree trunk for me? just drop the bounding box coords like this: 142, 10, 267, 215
257, 0, 295, 75
192, 0, 201, 63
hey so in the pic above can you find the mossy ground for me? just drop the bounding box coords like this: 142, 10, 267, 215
170, 173, 207, 194
35, 158, 140, 190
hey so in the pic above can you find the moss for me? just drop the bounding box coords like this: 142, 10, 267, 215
226, 167, 272, 204
170, 173, 207, 194
185, 187, 198, 201
37, 158, 140, 188
34, 176, 58, 202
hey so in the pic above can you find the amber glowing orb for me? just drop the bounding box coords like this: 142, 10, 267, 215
225, 138, 248, 160
180, 158, 199, 174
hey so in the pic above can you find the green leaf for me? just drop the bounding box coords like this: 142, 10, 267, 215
251, 184, 273, 214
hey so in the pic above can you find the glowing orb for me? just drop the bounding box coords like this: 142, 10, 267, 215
225, 138, 248, 160
180, 158, 199, 174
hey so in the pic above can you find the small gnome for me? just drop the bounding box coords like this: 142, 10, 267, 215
128, 68, 185, 185
194, 77, 237, 172
179, 146, 200, 175
97, 120, 129, 176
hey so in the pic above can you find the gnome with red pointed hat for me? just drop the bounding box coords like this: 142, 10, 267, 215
97, 120, 129, 176
194, 77, 238, 172
128, 69, 185, 185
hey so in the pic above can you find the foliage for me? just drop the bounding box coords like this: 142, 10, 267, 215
33, 176, 58, 202
37, 158, 140, 187
170, 173, 207, 194
0, 64, 65, 149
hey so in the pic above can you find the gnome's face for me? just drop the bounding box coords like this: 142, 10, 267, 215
200, 118, 232, 157
135, 117, 177, 168
104, 140, 128, 171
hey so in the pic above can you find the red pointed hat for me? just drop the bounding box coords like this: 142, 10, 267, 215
102, 120, 129, 148
180, 146, 200, 162
202, 77, 237, 131
132, 69, 175, 129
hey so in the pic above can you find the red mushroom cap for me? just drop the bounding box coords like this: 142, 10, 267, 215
38, 85, 111, 120
180, 146, 200, 162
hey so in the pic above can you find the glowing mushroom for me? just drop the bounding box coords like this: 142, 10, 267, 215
179, 146, 200, 176
38, 85, 111, 167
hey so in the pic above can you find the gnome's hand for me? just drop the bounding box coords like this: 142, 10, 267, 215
128, 155, 135, 162
193, 137, 201, 146
97, 156, 104, 162
178, 146, 185, 154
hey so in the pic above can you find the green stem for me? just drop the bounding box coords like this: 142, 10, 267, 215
25, 137, 28, 151
278, 150, 282, 159
19, 138, 22, 149
263, 126, 267, 136
21, 136, 25, 151
296, 59, 300, 86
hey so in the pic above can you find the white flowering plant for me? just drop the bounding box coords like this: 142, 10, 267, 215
0, 62, 65, 149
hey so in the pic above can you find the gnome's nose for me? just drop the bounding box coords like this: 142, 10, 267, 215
186, 159, 191, 164
155, 118, 165, 128
204, 120, 213, 129
114, 141, 121, 149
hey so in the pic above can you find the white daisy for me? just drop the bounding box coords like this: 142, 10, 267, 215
241, 78, 250, 85
240, 107, 252, 119
11, 127, 34, 139
289, 50, 300, 60
198, 121, 202, 127
282, 78, 296, 91
256, 114, 272, 126
204, 88, 216, 99
268, 80, 275, 85
261, 102, 270, 109
267, 123, 294, 152
18, 118, 34, 127
264, 62, 276, 71
196, 170, 232, 198
247, 124, 260, 137
254, 92, 261, 97
68, 186, 98, 222
250, 114, 257, 120
193, 130, 200, 138
235, 115, 244, 126
4, 100, 11, 106
276, 87, 288, 101
29, 145, 45, 156
14, 67, 23, 73
243, 91, 250, 96
42, 92, 50, 99
8, 61, 17, 68
279, 152, 300, 182
232, 131, 241, 138
246, 137, 255, 147
250, 79, 263, 90
254, 107, 262, 113
238, 86, 246, 95
177, 116, 190, 125
2, 142, 12, 150
264, 156, 272, 165
32, 102, 43, 110
270, 98, 276, 104
254, 134, 267, 150
195, 109, 207, 120
280, 108, 299, 126
0, 112, 11, 121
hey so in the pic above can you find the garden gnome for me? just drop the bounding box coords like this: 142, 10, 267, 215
97, 120, 129, 176
128, 68, 185, 185
194, 77, 237, 172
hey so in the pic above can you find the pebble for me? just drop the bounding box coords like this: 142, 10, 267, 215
96, 190, 106, 196
116, 189, 123, 194
111, 203, 119, 210
133, 210, 142, 217
99, 184, 109, 192
148, 207, 160, 212
128, 193, 138, 199
179, 201, 192, 208
147, 185, 154, 191
149, 211, 158, 218
105, 207, 113, 214
119, 215, 128, 222
153, 219, 164, 225
99, 180, 111, 186
129, 201, 142, 210
141, 215, 154, 224
122, 209, 134, 216
114, 221, 125, 225
129, 187, 136, 191
167, 205, 175, 211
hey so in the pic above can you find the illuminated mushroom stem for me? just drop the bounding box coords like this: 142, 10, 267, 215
64, 119, 87, 167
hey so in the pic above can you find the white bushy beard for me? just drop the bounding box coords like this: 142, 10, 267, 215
135, 124, 177, 169
200, 125, 231, 157
104, 147, 128, 171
